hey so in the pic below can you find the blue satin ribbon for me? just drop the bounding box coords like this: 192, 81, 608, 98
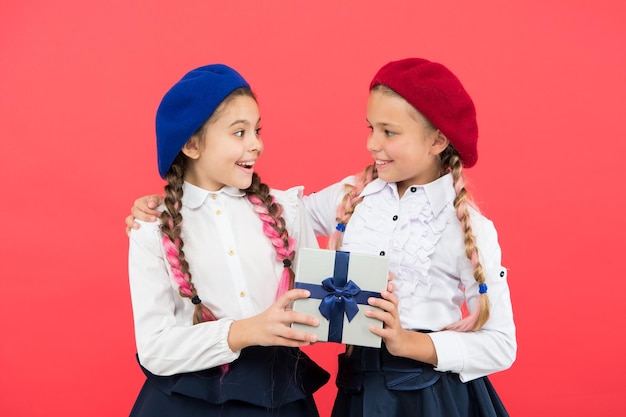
295, 251, 381, 343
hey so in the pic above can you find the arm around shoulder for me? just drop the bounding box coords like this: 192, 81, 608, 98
301, 176, 356, 237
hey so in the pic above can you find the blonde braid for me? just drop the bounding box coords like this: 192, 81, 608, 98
328, 164, 378, 250
160, 154, 218, 325
246, 173, 296, 298
442, 147, 490, 331
327, 165, 378, 358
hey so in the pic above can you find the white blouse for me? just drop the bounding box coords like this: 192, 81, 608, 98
303, 173, 516, 382
128, 182, 318, 376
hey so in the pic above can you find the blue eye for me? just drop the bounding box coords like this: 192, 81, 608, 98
384, 129, 395, 137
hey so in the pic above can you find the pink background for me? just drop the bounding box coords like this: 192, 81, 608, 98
1, 1, 625, 416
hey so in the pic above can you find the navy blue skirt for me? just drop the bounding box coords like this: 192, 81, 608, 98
332, 344, 510, 417
130, 346, 330, 417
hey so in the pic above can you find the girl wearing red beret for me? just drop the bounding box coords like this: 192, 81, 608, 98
127, 63, 329, 417
127, 58, 516, 417
304, 58, 516, 417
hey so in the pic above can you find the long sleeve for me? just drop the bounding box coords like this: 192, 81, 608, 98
429, 213, 517, 381
128, 220, 239, 376
273, 186, 319, 251
302, 176, 355, 237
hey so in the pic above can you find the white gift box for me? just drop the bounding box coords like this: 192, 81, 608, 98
291, 248, 389, 348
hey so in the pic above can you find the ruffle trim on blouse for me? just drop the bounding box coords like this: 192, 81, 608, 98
393, 188, 454, 296
342, 177, 457, 298
269, 186, 305, 229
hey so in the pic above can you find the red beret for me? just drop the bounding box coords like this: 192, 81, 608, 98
370, 58, 478, 168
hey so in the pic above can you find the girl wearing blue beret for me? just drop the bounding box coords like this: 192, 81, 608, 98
127, 58, 516, 417
127, 64, 329, 417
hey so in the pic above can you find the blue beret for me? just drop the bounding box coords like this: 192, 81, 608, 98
155, 64, 250, 178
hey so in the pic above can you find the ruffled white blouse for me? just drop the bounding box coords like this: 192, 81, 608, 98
303, 173, 516, 382
128, 182, 318, 376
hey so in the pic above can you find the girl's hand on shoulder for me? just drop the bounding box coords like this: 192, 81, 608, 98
227, 289, 319, 351
125, 194, 163, 235
365, 288, 408, 357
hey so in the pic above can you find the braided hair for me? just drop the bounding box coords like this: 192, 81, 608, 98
247, 174, 296, 297
327, 164, 377, 250
440, 146, 490, 331
160, 153, 217, 324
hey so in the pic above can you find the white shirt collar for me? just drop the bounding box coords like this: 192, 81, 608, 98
181, 182, 246, 209
359, 173, 456, 216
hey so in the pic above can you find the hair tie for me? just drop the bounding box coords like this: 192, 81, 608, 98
335, 223, 346, 233
282, 259, 292, 268
478, 283, 488, 294
191, 295, 202, 305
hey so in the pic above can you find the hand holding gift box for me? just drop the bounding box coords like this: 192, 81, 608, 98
291, 248, 389, 348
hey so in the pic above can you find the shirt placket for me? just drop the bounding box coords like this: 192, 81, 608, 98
209, 193, 255, 317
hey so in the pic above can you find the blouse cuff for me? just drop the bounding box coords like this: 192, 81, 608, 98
218, 318, 241, 360
429, 331, 464, 374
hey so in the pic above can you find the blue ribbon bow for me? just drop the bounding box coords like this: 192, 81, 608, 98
296, 251, 381, 343
318, 278, 362, 322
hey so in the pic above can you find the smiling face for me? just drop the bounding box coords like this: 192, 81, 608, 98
366, 86, 449, 197
182, 92, 263, 191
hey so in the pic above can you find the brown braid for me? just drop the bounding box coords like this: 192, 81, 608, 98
327, 164, 378, 250
327, 164, 378, 357
440, 145, 490, 331
245, 173, 296, 292
160, 153, 218, 325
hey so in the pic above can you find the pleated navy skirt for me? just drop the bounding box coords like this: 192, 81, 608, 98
332, 344, 510, 417
130, 346, 330, 417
